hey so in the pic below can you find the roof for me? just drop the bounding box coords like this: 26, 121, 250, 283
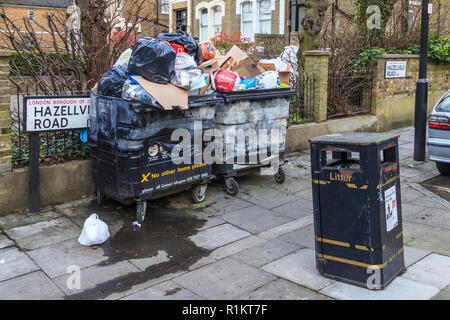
0, 0, 72, 8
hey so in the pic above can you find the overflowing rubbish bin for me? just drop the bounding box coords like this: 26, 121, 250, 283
88, 91, 216, 222
213, 89, 296, 195
309, 132, 405, 289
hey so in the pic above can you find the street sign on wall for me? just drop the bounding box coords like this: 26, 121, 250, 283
385, 61, 407, 79
24, 95, 90, 133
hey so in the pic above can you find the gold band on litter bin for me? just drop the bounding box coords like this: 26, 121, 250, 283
313, 175, 399, 190
317, 247, 404, 269
315, 236, 350, 248
376, 175, 400, 189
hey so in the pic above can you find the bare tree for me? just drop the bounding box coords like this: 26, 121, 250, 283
0, 0, 154, 93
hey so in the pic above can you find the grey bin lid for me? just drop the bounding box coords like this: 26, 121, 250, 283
309, 132, 400, 146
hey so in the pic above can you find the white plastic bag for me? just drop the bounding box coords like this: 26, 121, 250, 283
257, 71, 280, 90
259, 58, 288, 72
78, 213, 110, 246
171, 69, 203, 89
174, 53, 197, 70
113, 48, 132, 68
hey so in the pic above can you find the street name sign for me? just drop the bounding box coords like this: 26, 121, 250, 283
385, 61, 407, 79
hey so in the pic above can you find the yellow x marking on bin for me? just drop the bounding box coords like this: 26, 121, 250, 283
141, 173, 151, 183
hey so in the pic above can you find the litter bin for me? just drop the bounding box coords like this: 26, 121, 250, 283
309, 132, 405, 289
212, 88, 296, 195
88, 91, 216, 222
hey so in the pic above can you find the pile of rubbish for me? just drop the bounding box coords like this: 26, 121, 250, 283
95, 30, 292, 110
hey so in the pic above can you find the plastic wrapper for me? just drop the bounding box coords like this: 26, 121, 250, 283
239, 78, 259, 90
189, 72, 208, 91
97, 64, 128, 98
113, 48, 132, 68
127, 37, 176, 84
257, 71, 280, 90
200, 42, 216, 62
171, 69, 202, 89
122, 78, 162, 109
175, 53, 197, 70
157, 31, 203, 65
214, 69, 238, 92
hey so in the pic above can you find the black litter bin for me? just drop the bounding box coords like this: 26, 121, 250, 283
309, 132, 405, 289
212, 88, 297, 195
88, 91, 216, 222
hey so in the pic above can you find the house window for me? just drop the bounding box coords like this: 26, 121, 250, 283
199, 9, 209, 43
290, 1, 305, 32
161, 0, 169, 14
28, 8, 35, 22
176, 9, 187, 32
212, 6, 222, 36
258, 0, 272, 34
241, 1, 253, 39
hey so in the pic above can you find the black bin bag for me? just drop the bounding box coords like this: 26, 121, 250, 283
127, 38, 176, 84
97, 64, 128, 98
157, 31, 203, 65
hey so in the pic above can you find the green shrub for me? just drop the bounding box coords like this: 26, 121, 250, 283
9, 51, 77, 76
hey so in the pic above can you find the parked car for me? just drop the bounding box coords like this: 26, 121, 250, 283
427, 90, 450, 176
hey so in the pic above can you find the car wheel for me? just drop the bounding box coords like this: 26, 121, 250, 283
436, 162, 450, 176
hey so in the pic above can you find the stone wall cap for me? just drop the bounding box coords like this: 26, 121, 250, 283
0, 50, 12, 57
382, 54, 419, 59
303, 50, 332, 56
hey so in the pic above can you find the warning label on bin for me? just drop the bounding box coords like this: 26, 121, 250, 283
384, 185, 398, 232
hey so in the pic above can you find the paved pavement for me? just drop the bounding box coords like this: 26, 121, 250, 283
0, 126, 449, 300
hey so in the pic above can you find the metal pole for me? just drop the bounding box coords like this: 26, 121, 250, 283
413, 0, 430, 161
29, 133, 40, 212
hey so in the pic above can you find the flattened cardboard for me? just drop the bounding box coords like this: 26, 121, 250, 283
220, 45, 249, 67
232, 57, 265, 78
132, 75, 188, 110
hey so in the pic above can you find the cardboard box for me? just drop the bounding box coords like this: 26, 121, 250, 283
132, 75, 188, 110
257, 62, 291, 86
233, 57, 265, 78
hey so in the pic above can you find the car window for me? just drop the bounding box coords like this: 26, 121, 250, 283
437, 96, 450, 112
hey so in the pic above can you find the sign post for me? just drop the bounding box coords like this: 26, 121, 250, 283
23, 95, 90, 212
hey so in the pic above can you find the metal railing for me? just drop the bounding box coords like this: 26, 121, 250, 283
9, 78, 90, 167
327, 73, 373, 119
288, 73, 315, 125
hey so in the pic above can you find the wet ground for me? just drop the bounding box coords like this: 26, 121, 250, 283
420, 175, 450, 202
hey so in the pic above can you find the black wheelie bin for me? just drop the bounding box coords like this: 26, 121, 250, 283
88, 91, 217, 222
212, 88, 296, 195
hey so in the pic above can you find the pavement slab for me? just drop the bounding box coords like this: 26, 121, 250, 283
0, 234, 13, 249
238, 279, 332, 300
129, 250, 171, 271
320, 277, 440, 300
236, 185, 299, 210
0, 247, 39, 282
54, 260, 141, 296
231, 239, 301, 267
401, 253, 450, 290
173, 257, 276, 300
27, 239, 108, 279
405, 224, 450, 256
0, 271, 64, 300
0, 210, 61, 230
4, 217, 81, 250
220, 205, 292, 234
262, 248, 335, 291
258, 215, 313, 240
270, 198, 313, 220
122, 280, 202, 300
189, 223, 251, 250
403, 207, 450, 230
403, 245, 432, 268
432, 286, 450, 300
276, 223, 315, 249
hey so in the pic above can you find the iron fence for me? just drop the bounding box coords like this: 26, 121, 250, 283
288, 73, 315, 125
327, 73, 373, 119
9, 78, 90, 167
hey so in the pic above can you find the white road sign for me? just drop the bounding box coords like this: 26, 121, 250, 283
385, 61, 407, 79
24, 95, 90, 132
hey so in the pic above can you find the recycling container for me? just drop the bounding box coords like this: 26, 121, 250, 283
212, 88, 297, 195
309, 132, 405, 289
88, 91, 217, 222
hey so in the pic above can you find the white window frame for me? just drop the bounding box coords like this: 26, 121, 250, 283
212, 6, 222, 36
258, 0, 272, 34
161, 0, 169, 14
199, 8, 209, 43
28, 8, 35, 22
240, 1, 253, 40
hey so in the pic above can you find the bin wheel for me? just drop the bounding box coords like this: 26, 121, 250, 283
96, 187, 103, 206
225, 178, 239, 196
192, 184, 207, 204
136, 200, 147, 223
274, 167, 286, 184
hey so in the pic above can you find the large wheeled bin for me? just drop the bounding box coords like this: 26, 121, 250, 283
309, 132, 405, 289
212, 88, 296, 195
88, 91, 217, 222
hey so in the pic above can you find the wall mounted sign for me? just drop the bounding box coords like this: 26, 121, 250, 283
385, 61, 407, 79
24, 95, 90, 133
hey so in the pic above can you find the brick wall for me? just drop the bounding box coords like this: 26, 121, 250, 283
0, 50, 11, 172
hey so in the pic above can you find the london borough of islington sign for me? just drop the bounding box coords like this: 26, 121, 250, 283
24, 95, 90, 133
